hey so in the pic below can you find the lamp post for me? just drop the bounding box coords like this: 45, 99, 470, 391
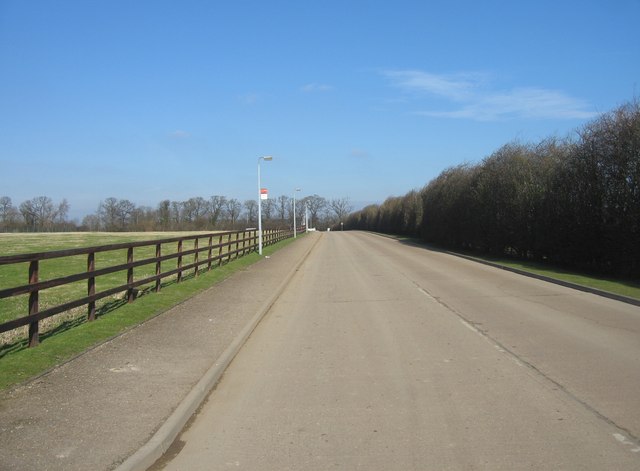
293, 188, 301, 238
257, 155, 272, 255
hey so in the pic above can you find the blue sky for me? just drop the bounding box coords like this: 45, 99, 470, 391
1, 0, 639, 220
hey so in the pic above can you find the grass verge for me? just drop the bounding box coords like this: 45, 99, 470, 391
471, 256, 640, 300
0, 237, 297, 391
373, 232, 640, 301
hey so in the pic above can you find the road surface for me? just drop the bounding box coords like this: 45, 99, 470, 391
154, 231, 640, 470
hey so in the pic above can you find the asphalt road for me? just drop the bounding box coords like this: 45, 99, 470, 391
155, 231, 640, 470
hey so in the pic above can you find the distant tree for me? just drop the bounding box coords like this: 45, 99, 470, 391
0, 196, 19, 231
157, 200, 171, 230
302, 194, 327, 228
209, 195, 227, 227
170, 201, 183, 228
182, 197, 209, 228
276, 195, 290, 222
130, 205, 155, 231
244, 200, 258, 225
225, 198, 242, 228
81, 214, 101, 231
329, 197, 353, 224
262, 198, 275, 222
56, 199, 70, 225
97, 197, 136, 231
20, 196, 57, 232
116, 199, 136, 230
98, 197, 119, 231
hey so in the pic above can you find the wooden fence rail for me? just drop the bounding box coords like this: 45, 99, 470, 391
0, 228, 295, 347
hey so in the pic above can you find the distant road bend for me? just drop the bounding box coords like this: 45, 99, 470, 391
157, 231, 640, 470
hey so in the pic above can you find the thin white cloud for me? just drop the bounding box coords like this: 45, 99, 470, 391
169, 130, 190, 139
350, 148, 370, 159
383, 70, 481, 101
239, 93, 259, 105
384, 69, 596, 121
301, 83, 333, 92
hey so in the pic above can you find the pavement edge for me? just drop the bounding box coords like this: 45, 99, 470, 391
114, 233, 322, 471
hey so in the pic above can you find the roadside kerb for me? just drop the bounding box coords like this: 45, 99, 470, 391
115, 233, 322, 471
367, 232, 640, 308
446, 252, 640, 308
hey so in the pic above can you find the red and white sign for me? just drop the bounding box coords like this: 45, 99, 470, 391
260, 188, 268, 200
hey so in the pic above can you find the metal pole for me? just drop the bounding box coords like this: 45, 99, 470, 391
258, 159, 263, 254
293, 188, 301, 238
258, 156, 272, 255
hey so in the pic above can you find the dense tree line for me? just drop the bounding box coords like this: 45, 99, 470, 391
0, 193, 351, 233
345, 100, 640, 277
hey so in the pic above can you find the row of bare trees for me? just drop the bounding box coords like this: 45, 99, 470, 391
345, 100, 640, 277
0, 193, 352, 233
0, 196, 72, 232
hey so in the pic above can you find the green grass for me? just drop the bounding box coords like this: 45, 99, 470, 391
0, 234, 296, 391
373, 232, 640, 301
0, 231, 249, 335
475, 256, 640, 300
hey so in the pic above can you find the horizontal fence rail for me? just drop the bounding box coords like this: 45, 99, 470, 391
0, 228, 297, 347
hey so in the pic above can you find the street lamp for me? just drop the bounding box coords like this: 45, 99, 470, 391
293, 188, 301, 238
257, 155, 273, 255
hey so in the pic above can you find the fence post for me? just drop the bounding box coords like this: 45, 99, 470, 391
241, 231, 247, 256
177, 239, 183, 283
194, 238, 199, 277
28, 260, 40, 347
88, 252, 96, 321
207, 236, 213, 271
217, 234, 224, 267
127, 247, 135, 303
155, 243, 161, 292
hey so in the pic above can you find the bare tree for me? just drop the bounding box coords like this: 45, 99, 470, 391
98, 197, 119, 231
302, 194, 327, 228
129, 206, 154, 231
20, 196, 57, 231
170, 201, 183, 228
182, 197, 209, 228
225, 198, 242, 228
97, 198, 136, 231
157, 200, 171, 230
329, 197, 353, 223
81, 214, 101, 231
276, 195, 290, 222
0, 196, 19, 231
244, 200, 258, 225
209, 195, 227, 227
116, 199, 136, 230
262, 198, 275, 222
56, 199, 70, 225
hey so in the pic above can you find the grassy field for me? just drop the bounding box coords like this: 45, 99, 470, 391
0, 231, 249, 346
0, 232, 297, 391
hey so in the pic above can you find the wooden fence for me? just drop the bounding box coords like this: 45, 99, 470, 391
0, 228, 294, 347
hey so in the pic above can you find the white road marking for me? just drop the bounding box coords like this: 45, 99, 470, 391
614, 433, 640, 453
